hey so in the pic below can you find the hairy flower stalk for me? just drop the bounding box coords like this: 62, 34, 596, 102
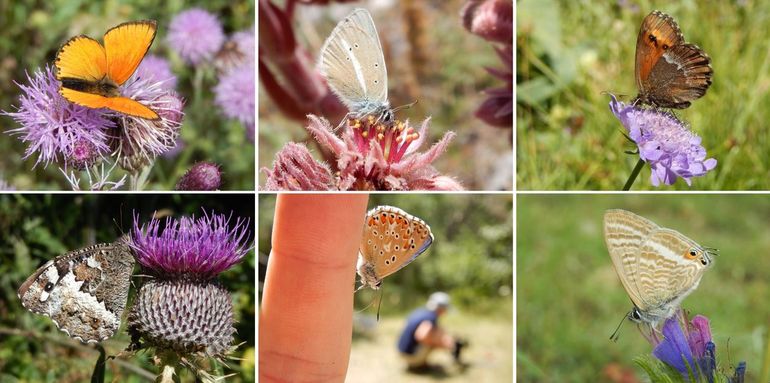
128, 211, 252, 380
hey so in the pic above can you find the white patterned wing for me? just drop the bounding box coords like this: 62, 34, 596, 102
603, 209, 659, 309
634, 228, 710, 313
318, 8, 388, 109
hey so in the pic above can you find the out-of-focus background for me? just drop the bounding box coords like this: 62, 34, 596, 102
0, 194, 255, 382
518, 0, 770, 190
259, 193, 513, 382
0, 0, 255, 190
259, 0, 513, 191
518, 195, 770, 382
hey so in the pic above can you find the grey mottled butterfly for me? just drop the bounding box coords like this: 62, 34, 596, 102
17, 236, 135, 343
318, 8, 394, 124
356, 206, 433, 290
604, 209, 714, 328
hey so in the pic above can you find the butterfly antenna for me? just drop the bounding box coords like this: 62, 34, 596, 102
609, 312, 628, 342
392, 100, 418, 113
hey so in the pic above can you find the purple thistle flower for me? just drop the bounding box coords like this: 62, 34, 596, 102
175, 162, 222, 191
609, 94, 717, 186
653, 316, 698, 377
135, 55, 177, 91
263, 115, 462, 191
113, 76, 184, 172
2, 65, 113, 168
130, 211, 252, 280
215, 28, 255, 74
214, 64, 255, 129
167, 8, 225, 65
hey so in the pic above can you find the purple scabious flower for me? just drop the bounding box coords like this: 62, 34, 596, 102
167, 8, 225, 65
609, 94, 717, 186
113, 76, 184, 173
130, 211, 251, 280
261, 115, 462, 191
2, 65, 113, 168
175, 162, 222, 191
135, 55, 177, 91
214, 64, 255, 129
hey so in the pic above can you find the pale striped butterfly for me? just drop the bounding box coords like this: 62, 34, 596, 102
356, 205, 433, 291
604, 209, 715, 339
318, 8, 395, 124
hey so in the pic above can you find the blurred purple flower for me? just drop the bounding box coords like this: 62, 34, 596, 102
135, 55, 177, 91
167, 8, 225, 65
461, 0, 513, 44
262, 116, 462, 191
731, 361, 746, 383
609, 95, 717, 186
113, 76, 184, 173
0, 176, 14, 191
1, 65, 113, 168
461, 0, 513, 129
175, 162, 222, 191
214, 64, 255, 129
130, 211, 252, 280
216, 28, 255, 74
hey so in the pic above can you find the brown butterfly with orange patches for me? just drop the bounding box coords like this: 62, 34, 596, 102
634, 10, 713, 109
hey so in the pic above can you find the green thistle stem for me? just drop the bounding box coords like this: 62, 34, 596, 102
623, 158, 645, 191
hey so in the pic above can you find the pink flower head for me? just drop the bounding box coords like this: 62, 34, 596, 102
262, 116, 462, 191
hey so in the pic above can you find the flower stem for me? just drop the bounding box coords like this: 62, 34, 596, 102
623, 158, 645, 191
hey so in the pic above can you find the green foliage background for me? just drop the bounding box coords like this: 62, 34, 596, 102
518, 195, 770, 382
518, 0, 770, 190
0, 0, 255, 190
0, 194, 255, 382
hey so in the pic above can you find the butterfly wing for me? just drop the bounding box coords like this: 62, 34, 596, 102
60, 88, 160, 120
55, 35, 108, 83
634, 228, 711, 311
635, 11, 684, 93
643, 44, 712, 109
603, 209, 659, 310
318, 8, 388, 109
103, 20, 157, 85
17, 238, 135, 343
360, 206, 433, 281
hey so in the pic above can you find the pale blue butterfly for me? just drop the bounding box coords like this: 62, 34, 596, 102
356, 205, 433, 291
318, 8, 395, 124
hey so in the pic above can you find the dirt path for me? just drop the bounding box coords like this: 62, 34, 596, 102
346, 313, 512, 382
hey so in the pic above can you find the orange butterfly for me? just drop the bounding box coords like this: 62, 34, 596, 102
55, 20, 160, 120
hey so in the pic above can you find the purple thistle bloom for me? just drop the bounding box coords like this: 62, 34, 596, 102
113, 76, 184, 172
130, 211, 252, 280
215, 28, 255, 74
135, 55, 177, 91
214, 64, 255, 129
653, 316, 698, 377
167, 8, 225, 65
609, 94, 717, 186
2, 66, 113, 168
